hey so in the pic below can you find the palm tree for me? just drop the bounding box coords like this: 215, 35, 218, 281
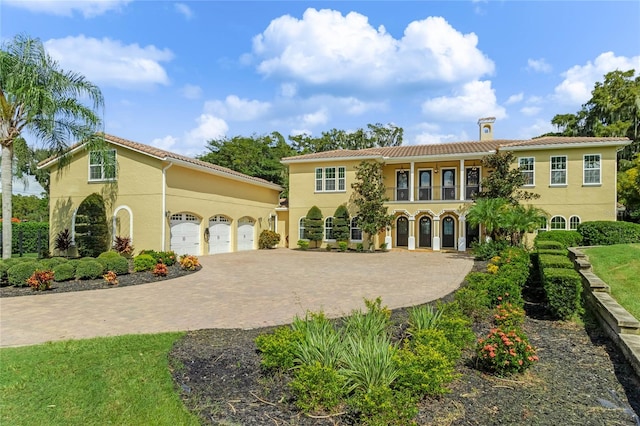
502, 205, 548, 246
1, 34, 103, 258
466, 197, 509, 241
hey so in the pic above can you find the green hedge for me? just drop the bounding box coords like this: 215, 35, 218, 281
534, 240, 564, 250
536, 249, 568, 256
534, 230, 582, 249
578, 221, 640, 246
541, 267, 583, 320
0, 222, 49, 256
7, 262, 44, 287
538, 254, 574, 270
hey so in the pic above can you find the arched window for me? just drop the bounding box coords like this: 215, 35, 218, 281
538, 217, 548, 233
298, 217, 306, 240
569, 216, 581, 230
324, 217, 334, 240
350, 217, 362, 241
550, 216, 566, 230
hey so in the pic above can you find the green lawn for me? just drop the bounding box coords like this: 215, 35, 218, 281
584, 244, 640, 320
0, 333, 200, 426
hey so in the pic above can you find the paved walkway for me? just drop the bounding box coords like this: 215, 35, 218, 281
0, 250, 473, 347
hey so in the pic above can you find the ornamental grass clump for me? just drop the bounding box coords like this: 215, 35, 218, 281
408, 304, 444, 333
292, 312, 343, 369
476, 327, 538, 376
27, 269, 54, 291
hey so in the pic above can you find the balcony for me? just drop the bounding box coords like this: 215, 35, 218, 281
387, 185, 480, 202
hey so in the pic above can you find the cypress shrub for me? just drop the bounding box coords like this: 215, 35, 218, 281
541, 268, 583, 320
75, 193, 109, 258
332, 204, 350, 242
578, 221, 640, 245
305, 206, 324, 247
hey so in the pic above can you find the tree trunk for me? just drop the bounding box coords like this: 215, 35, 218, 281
2, 144, 13, 259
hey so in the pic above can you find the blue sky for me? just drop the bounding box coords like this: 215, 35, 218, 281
2, 0, 640, 164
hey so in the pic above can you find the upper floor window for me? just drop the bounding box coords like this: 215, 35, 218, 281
519, 157, 535, 186
569, 216, 581, 230
315, 167, 346, 192
550, 156, 567, 185
324, 216, 334, 240
583, 154, 601, 185
350, 217, 363, 241
89, 149, 116, 181
550, 215, 566, 230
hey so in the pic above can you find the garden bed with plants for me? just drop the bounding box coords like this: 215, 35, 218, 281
169, 248, 640, 425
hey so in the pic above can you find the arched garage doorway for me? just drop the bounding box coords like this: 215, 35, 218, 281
237, 217, 256, 251
208, 215, 231, 254
170, 213, 201, 255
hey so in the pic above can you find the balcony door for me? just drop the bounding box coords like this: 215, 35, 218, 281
442, 169, 456, 200
396, 170, 409, 201
466, 167, 480, 200
418, 170, 432, 201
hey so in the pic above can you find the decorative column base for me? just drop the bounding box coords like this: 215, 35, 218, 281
408, 236, 415, 250
458, 237, 466, 252
433, 236, 441, 251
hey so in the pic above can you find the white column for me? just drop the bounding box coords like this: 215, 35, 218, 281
459, 159, 465, 201
385, 225, 392, 248
433, 216, 441, 251
458, 216, 466, 252
409, 162, 415, 202
408, 215, 415, 250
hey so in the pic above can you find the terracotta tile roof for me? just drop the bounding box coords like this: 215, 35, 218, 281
282, 136, 630, 162
39, 133, 282, 190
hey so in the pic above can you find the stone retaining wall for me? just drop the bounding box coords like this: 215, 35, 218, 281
569, 247, 640, 378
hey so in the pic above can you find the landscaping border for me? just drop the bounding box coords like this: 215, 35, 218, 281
569, 246, 640, 378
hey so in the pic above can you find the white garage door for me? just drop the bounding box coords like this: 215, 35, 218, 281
237, 217, 255, 251
170, 213, 201, 256
209, 215, 231, 254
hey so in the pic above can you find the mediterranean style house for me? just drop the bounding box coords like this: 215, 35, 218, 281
40, 120, 629, 256
39, 134, 283, 256
281, 118, 630, 251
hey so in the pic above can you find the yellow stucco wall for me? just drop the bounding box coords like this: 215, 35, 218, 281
48, 141, 282, 256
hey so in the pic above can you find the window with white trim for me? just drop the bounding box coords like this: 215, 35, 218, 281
298, 217, 306, 240
583, 154, 601, 184
550, 216, 566, 230
315, 166, 346, 192
350, 217, 363, 241
324, 217, 334, 240
550, 156, 567, 185
569, 216, 580, 230
519, 157, 535, 186
89, 149, 116, 181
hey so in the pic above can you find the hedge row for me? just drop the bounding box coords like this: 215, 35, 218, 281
0, 222, 49, 256
535, 250, 582, 320
578, 221, 640, 246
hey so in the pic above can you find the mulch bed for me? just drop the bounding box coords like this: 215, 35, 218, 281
0, 263, 199, 298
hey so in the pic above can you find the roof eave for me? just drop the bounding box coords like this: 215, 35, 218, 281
383, 151, 498, 162
503, 140, 631, 152
281, 154, 383, 164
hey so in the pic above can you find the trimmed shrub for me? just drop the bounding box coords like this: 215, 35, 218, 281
305, 206, 324, 247
289, 362, 346, 413
542, 267, 583, 320
258, 230, 280, 249
0, 221, 49, 255
297, 239, 309, 250
97, 254, 130, 275
349, 385, 418, 426
470, 240, 508, 260
536, 248, 568, 256
534, 240, 564, 250
137, 250, 177, 266
133, 254, 156, 272
53, 263, 76, 282
454, 286, 490, 322
7, 262, 44, 287
41, 257, 68, 270
332, 204, 350, 242
535, 230, 583, 248
255, 326, 304, 371
338, 241, 348, 252
538, 254, 574, 270
75, 260, 106, 280
578, 221, 640, 246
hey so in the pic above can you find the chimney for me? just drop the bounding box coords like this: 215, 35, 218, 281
478, 117, 495, 141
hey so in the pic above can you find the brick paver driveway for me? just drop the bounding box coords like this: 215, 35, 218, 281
0, 250, 473, 347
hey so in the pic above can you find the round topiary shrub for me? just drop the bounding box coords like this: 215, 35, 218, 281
53, 263, 76, 282
75, 260, 106, 280
7, 262, 44, 287
41, 257, 68, 270
101, 255, 129, 275
133, 254, 156, 272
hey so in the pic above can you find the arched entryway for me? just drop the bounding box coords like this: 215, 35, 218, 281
396, 216, 409, 247
441, 216, 456, 249
418, 216, 432, 248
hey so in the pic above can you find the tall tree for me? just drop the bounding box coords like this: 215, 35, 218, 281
618, 156, 640, 222
0, 34, 103, 258
476, 151, 539, 203
289, 123, 403, 154
350, 161, 394, 250
546, 69, 640, 159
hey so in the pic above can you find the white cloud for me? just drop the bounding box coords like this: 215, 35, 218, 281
151, 135, 179, 151
252, 9, 494, 90
299, 109, 329, 128
180, 84, 203, 100
505, 93, 524, 105
174, 3, 193, 20
527, 58, 552, 73
187, 114, 228, 144
204, 95, 271, 121
554, 52, 640, 105
44, 35, 173, 88
517, 119, 555, 139
280, 83, 298, 98
5, 0, 130, 18
520, 106, 542, 116
421, 80, 506, 122
410, 123, 470, 145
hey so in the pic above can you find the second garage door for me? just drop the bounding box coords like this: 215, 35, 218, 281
209, 215, 231, 254
237, 217, 255, 251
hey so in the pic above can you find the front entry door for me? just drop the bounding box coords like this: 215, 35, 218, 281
396, 216, 409, 247
442, 216, 455, 248
418, 216, 432, 248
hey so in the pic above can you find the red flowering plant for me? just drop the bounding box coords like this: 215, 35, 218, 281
152, 262, 168, 277
27, 270, 54, 291
103, 271, 119, 285
476, 327, 539, 376
493, 299, 525, 330
179, 254, 200, 271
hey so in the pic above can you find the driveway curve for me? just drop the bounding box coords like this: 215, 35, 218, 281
0, 250, 473, 347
